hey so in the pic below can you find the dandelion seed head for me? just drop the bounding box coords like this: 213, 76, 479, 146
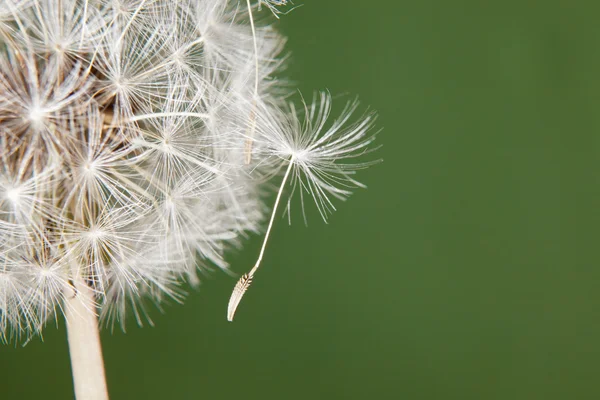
0, 0, 378, 340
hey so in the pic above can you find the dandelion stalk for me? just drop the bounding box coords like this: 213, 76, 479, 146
65, 274, 109, 400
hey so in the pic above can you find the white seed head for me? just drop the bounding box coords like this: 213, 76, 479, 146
0, 0, 378, 341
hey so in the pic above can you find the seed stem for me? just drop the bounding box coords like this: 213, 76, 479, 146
65, 274, 109, 400
227, 156, 295, 321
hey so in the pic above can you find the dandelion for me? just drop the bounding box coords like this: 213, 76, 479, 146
0, 1, 378, 399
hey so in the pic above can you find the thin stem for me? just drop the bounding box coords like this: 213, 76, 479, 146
65, 275, 109, 400
246, 0, 260, 97
249, 157, 294, 277
227, 156, 295, 321
243, 0, 260, 164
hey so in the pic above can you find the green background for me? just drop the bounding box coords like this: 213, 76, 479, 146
2, 1, 600, 399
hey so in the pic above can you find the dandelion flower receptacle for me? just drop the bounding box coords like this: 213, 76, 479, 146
0, 1, 379, 399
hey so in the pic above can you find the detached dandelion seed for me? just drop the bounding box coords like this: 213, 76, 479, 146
227, 92, 378, 320
0, 1, 379, 399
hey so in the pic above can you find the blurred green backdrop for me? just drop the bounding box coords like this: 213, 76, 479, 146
2, 1, 600, 399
